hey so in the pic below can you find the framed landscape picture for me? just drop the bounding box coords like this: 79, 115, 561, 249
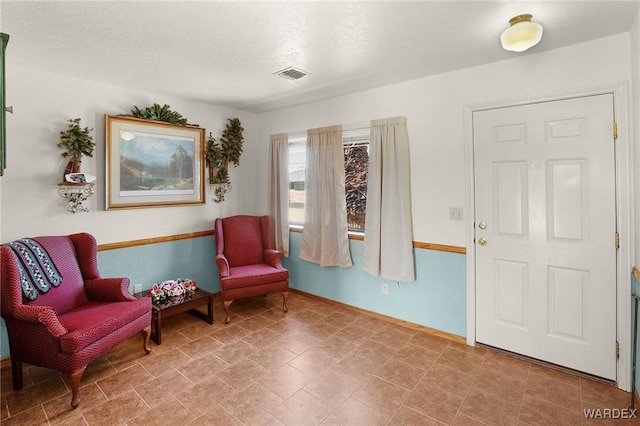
105, 115, 205, 209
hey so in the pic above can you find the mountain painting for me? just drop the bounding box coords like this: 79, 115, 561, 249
119, 130, 195, 196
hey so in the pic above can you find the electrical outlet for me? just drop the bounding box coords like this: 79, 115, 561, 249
449, 207, 463, 221
134, 284, 142, 294
381, 283, 388, 295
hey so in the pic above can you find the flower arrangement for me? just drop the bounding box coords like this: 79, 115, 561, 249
148, 278, 197, 304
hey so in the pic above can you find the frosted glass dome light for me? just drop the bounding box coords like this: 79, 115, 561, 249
500, 14, 543, 52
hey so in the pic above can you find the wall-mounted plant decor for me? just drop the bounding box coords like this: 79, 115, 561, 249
123, 103, 198, 127
204, 118, 244, 202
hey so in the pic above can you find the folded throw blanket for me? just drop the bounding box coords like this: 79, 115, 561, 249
6, 238, 62, 300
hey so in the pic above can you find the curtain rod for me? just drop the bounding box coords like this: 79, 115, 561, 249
285, 121, 371, 139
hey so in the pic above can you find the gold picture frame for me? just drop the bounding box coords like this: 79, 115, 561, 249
105, 115, 205, 209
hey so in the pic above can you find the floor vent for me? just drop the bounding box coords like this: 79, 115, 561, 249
275, 66, 307, 80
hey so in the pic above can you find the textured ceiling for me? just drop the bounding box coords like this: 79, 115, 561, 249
1, 1, 638, 112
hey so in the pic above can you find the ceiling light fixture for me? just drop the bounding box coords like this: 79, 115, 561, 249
500, 14, 543, 52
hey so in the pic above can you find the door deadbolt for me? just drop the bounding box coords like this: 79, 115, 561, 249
478, 222, 487, 230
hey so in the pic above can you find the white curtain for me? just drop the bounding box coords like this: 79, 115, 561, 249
363, 117, 415, 282
268, 133, 289, 256
300, 125, 352, 267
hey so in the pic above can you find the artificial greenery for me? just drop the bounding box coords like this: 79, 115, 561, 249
220, 118, 244, 168
125, 103, 197, 127
204, 132, 228, 183
58, 118, 95, 164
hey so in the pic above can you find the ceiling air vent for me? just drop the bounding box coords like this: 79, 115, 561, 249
275, 66, 307, 80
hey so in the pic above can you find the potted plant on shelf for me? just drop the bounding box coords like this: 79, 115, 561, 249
58, 118, 95, 182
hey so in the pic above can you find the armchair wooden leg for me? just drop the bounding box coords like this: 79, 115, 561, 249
282, 291, 289, 313
142, 326, 152, 354
223, 300, 233, 324
11, 360, 23, 390
69, 367, 86, 409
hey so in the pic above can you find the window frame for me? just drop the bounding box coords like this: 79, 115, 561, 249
287, 128, 369, 235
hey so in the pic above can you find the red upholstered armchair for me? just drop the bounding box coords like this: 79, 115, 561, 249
0, 233, 151, 408
215, 215, 289, 323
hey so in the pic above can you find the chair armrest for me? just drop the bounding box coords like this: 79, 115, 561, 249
84, 278, 136, 302
12, 305, 68, 337
216, 254, 230, 277
264, 249, 284, 268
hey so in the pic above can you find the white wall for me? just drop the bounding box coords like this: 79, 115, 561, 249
632, 8, 640, 269
257, 33, 633, 247
1, 66, 262, 243
2, 33, 635, 250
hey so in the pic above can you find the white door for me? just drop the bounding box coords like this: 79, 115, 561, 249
474, 94, 617, 380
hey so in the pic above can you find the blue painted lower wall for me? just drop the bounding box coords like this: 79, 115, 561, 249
0, 233, 466, 358
284, 232, 467, 337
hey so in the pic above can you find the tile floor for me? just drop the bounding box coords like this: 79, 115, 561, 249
0, 291, 637, 425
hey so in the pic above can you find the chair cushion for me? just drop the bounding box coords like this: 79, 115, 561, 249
58, 298, 150, 354
221, 264, 289, 290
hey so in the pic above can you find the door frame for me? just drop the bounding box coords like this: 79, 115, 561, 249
464, 83, 633, 391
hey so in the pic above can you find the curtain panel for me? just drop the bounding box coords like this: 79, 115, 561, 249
300, 125, 352, 267
363, 117, 415, 282
268, 133, 290, 256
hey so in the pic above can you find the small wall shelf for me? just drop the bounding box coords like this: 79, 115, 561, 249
58, 183, 95, 213
210, 182, 231, 203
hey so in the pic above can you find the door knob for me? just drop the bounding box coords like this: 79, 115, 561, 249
478, 237, 487, 246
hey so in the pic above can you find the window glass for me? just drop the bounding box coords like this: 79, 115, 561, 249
288, 130, 369, 232
288, 137, 306, 225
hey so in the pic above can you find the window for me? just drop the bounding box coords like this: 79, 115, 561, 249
288, 130, 369, 231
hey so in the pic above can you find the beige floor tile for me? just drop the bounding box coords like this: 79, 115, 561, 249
217, 358, 270, 391
481, 350, 531, 379
375, 357, 426, 390
459, 388, 522, 426
187, 405, 244, 425
81, 390, 148, 426
258, 364, 312, 400
420, 363, 475, 398
322, 397, 390, 425
135, 369, 192, 407
524, 372, 581, 411
42, 382, 107, 425
403, 381, 464, 424
370, 324, 416, 348
395, 342, 441, 370
221, 382, 284, 425
287, 348, 337, 378
177, 375, 237, 418
351, 376, 410, 417
518, 394, 582, 425
2, 405, 49, 425
2, 292, 633, 426
179, 352, 230, 383
352, 339, 398, 364
435, 346, 485, 377
303, 369, 365, 409
270, 390, 332, 425
127, 396, 195, 425
389, 405, 444, 425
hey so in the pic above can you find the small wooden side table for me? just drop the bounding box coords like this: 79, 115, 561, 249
136, 289, 214, 344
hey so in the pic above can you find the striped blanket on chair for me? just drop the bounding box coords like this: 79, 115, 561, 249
6, 238, 62, 300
